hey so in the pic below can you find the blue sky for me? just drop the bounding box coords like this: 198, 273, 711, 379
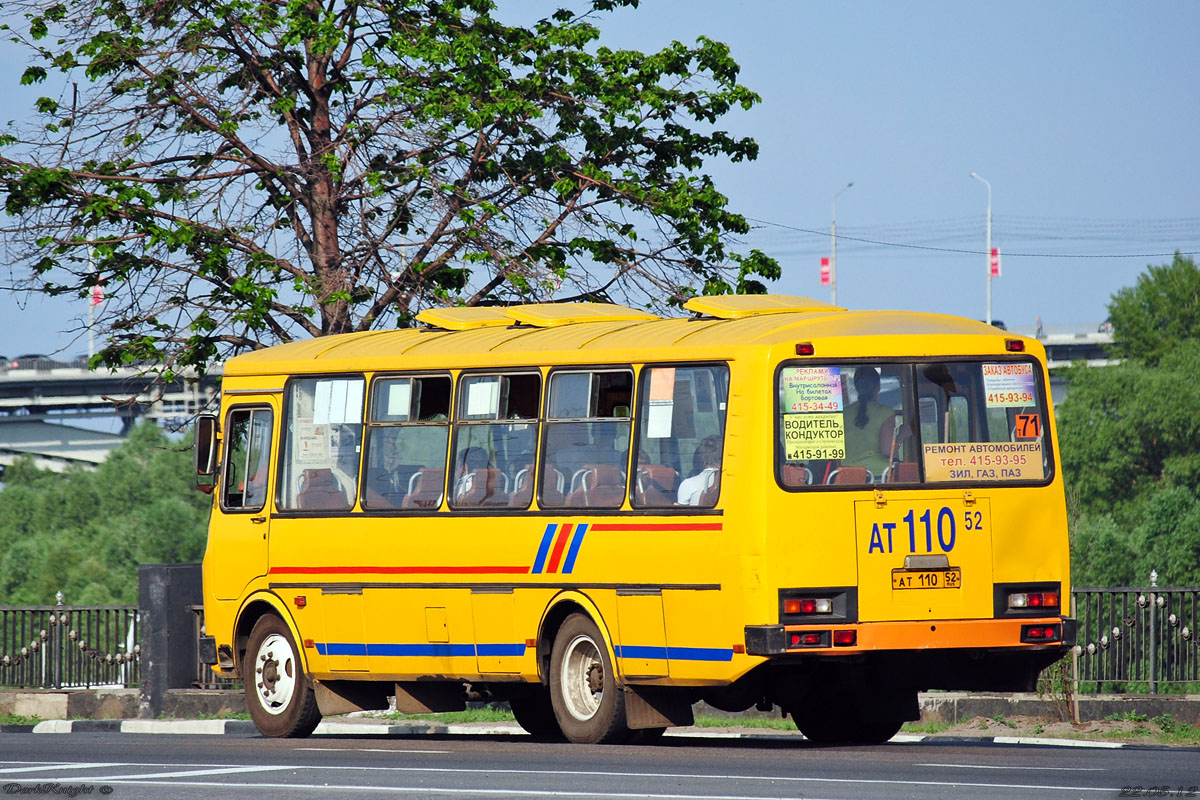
2, 0, 1198, 358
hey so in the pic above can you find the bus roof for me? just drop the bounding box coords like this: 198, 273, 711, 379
223, 296, 1032, 377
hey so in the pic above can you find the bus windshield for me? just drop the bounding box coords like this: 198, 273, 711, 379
777, 359, 1050, 487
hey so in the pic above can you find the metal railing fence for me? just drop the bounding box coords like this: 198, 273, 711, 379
2, 580, 1197, 694
1072, 579, 1199, 694
0, 604, 140, 689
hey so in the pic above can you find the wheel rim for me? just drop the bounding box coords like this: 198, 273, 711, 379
559, 633, 605, 722
254, 632, 297, 716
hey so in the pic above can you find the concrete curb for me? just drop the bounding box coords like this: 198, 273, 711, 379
7, 718, 1147, 749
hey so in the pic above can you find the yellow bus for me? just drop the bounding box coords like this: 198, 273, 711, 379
195, 294, 1074, 744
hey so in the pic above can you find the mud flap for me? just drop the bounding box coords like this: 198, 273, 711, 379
623, 685, 694, 730
313, 679, 390, 716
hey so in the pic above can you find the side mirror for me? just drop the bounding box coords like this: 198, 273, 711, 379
194, 414, 218, 494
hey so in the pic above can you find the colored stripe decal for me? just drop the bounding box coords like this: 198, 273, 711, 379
561, 523, 588, 574
316, 642, 732, 662
269, 565, 529, 575
531, 523, 557, 574
590, 523, 723, 532
615, 645, 734, 662
545, 524, 573, 574
476, 643, 528, 656
316, 642, 523, 658
368, 643, 475, 657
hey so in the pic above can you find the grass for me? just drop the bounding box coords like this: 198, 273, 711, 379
693, 714, 794, 730
192, 712, 251, 721
0, 714, 42, 726
373, 708, 517, 724
900, 720, 955, 735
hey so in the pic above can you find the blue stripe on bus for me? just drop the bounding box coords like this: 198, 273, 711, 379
316, 642, 524, 658
615, 645, 734, 662
475, 643, 528, 656
531, 523, 557, 574
315, 642, 732, 662
561, 523, 588, 574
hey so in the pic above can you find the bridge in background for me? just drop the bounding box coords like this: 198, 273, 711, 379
0, 362, 220, 472
0, 331, 1116, 472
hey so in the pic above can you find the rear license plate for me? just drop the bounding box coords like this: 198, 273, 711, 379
892, 568, 961, 590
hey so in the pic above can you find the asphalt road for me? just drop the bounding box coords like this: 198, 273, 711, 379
1, 731, 1196, 799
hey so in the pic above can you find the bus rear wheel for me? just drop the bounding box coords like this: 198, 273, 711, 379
790, 687, 910, 745
508, 685, 563, 739
549, 614, 630, 744
243, 614, 322, 738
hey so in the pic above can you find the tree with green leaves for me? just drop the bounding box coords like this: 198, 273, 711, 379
1058, 257, 1200, 586
1107, 253, 1200, 366
0, 0, 778, 377
0, 422, 210, 605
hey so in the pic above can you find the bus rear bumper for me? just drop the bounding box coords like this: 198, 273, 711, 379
745, 616, 1076, 656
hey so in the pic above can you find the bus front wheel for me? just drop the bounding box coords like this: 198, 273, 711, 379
243, 614, 322, 738
549, 614, 630, 744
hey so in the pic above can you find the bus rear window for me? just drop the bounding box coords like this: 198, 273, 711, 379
777, 359, 1051, 487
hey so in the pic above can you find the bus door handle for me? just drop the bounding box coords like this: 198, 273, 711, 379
251, 516, 267, 524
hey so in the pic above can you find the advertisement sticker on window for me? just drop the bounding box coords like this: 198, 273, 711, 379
982, 362, 1036, 408
781, 366, 843, 413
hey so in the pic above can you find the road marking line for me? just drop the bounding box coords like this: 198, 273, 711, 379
294, 748, 450, 754
78, 765, 294, 781
917, 763, 1106, 771
993, 736, 1125, 748
0, 763, 119, 774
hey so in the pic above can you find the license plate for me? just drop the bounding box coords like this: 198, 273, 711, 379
892, 568, 961, 590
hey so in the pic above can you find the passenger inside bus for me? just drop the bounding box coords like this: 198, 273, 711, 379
836, 367, 895, 481
677, 435, 722, 505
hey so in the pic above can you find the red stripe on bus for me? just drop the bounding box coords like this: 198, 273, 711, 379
268, 565, 530, 575
545, 523, 574, 574
589, 523, 723, 532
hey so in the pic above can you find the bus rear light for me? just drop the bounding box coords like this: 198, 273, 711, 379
1005, 339, 1025, 352
784, 597, 833, 615
1021, 624, 1061, 643
833, 630, 857, 647
795, 343, 815, 356
787, 630, 830, 649
1009, 591, 1059, 610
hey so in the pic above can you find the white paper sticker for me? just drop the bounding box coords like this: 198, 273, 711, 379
344, 380, 364, 424
647, 403, 673, 439
387, 381, 412, 419
312, 381, 333, 425
467, 378, 501, 417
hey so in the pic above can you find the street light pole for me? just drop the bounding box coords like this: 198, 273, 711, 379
831, 182, 853, 306
970, 172, 993, 325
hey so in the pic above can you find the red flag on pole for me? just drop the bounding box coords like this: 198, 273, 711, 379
989, 248, 1001, 278
819, 257, 831, 286
90, 284, 104, 306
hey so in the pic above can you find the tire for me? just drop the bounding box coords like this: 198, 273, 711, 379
508, 685, 564, 739
791, 693, 906, 745
549, 613, 630, 744
243, 614, 322, 738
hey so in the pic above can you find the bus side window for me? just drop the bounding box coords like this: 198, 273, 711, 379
450, 372, 541, 510
632, 364, 729, 508
222, 407, 273, 512
278, 376, 365, 512
362, 375, 452, 511
541, 369, 632, 509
